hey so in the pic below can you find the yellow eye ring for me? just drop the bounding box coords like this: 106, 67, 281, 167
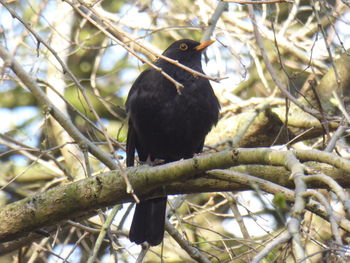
179, 43, 188, 51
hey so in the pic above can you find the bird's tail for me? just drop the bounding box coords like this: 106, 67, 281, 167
129, 197, 167, 246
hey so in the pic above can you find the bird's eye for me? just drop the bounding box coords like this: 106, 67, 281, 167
179, 43, 188, 51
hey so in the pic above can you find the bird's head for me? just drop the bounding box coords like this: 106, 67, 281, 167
161, 39, 215, 65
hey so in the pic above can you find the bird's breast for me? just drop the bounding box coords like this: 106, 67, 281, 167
128, 66, 219, 161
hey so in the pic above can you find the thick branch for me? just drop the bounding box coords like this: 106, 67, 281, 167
1, 149, 350, 244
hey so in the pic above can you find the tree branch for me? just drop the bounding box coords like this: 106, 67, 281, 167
1, 148, 350, 246
0, 44, 117, 170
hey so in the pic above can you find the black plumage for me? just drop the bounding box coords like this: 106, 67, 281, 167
126, 39, 220, 246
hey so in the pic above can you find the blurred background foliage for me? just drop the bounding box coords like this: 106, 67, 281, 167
1, 0, 350, 262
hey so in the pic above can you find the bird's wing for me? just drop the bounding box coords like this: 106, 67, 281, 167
125, 68, 152, 112
125, 68, 154, 166
126, 117, 151, 166
126, 119, 136, 167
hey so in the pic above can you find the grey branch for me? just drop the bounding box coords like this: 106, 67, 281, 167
0, 44, 117, 170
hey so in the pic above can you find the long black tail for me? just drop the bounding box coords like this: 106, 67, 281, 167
129, 197, 167, 246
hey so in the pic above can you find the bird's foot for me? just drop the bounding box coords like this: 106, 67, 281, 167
140, 156, 165, 166
151, 159, 165, 166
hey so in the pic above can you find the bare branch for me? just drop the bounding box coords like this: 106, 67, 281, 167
0, 44, 117, 170
165, 220, 212, 263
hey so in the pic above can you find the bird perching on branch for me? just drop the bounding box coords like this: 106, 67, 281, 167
126, 39, 220, 246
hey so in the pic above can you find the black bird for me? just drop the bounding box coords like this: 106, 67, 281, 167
126, 39, 220, 246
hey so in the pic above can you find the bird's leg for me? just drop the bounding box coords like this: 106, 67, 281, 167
140, 155, 165, 166
151, 158, 165, 166
147, 154, 165, 166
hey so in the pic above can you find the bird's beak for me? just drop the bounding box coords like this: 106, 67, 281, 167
194, 40, 215, 51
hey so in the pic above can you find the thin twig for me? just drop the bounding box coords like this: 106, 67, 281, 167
201, 2, 228, 42
67, 220, 127, 236
71, 1, 225, 83
87, 205, 121, 263
231, 103, 270, 147
37, 79, 123, 149
0, 134, 68, 178
0, 44, 116, 170
90, 37, 123, 120
165, 220, 212, 263
62, 232, 89, 262
303, 190, 343, 245
0, 1, 116, 169
325, 118, 348, 152
0, 3, 138, 200
1, 0, 137, 202
251, 231, 291, 263
135, 243, 149, 263
284, 152, 306, 261
225, 193, 252, 240
304, 173, 350, 216
248, 4, 330, 121
279, 0, 300, 36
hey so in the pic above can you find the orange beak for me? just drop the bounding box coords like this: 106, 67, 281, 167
194, 40, 215, 51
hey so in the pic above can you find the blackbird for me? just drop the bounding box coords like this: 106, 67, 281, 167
126, 39, 220, 246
